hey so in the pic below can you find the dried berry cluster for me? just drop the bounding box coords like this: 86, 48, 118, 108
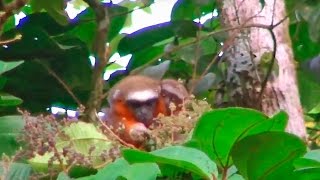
149, 97, 212, 149
15, 110, 119, 178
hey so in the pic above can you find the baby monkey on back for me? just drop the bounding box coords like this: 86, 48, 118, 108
102, 75, 189, 149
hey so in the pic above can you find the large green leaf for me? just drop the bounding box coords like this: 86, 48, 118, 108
70, 3, 128, 49
123, 146, 218, 179
117, 20, 202, 55
57, 122, 112, 158
0, 162, 32, 180
2, 33, 92, 112
231, 132, 306, 180
186, 108, 288, 167
17, 13, 73, 35
126, 45, 165, 71
171, 0, 217, 20
95, 158, 130, 180
30, 0, 69, 25
0, 115, 24, 156
0, 26, 75, 61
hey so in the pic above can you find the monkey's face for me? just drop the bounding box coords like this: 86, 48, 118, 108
126, 97, 158, 126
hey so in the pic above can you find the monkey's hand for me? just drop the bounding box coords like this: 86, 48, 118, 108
128, 123, 151, 142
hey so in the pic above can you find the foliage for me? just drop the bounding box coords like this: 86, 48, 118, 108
0, 0, 319, 179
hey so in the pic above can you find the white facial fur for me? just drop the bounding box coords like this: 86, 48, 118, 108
127, 90, 158, 102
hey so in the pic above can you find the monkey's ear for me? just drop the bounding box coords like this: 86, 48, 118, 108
140, 60, 171, 80
161, 79, 189, 99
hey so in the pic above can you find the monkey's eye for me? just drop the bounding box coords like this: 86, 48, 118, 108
127, 98, 157, 107
145, 98, 157, 106
127, 100, 143, 107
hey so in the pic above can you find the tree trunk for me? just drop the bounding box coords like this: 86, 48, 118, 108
219, 0, 307, 139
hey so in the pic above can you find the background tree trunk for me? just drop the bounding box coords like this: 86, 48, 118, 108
220, 0, 307, 139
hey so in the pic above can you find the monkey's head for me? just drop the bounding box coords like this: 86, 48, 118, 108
161, 79, 189, 114
108, 75, 164, 127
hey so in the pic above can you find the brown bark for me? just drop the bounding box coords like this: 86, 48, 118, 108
220, 0, 306, 139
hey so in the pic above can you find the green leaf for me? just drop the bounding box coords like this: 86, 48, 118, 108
2, 29, 92, 112
95, 158, 160, 180
294, 158, 320, 170
0, 61, 24, 75
0, 93, 23, 106
123, 146, 218, 179
2, 16, 15, 33
294, 149, 320, 170
0, 162, 32, 180
293, 168, 320, 180
29, 122, 112, 173
186, 108, 288, 167
118, 20, 201, 55
308, 4, 320, 42
231, 132, 306, 180
57, 172, 72, 180
0, 77, 6, 89
120, 163, 160, 180
228, 174, 245, 180
30, 0, 69, 25
191, 73, 216, 95
260, 0, 266, 8
140, 60, 171, 80
297, 69, 320, 112
0, 26, 74, 61
57, 122, 113, 165
171, 0, 217, 21
95, 158, 130, 180
16, 13, 73, 35
176, 36, 218, 64
127, 45, 165, 71
304, 149, 320, 162
0, 115, 24, 156
290, 21, 320, 61
308, 103, 320, 114
70, 3, 128, 49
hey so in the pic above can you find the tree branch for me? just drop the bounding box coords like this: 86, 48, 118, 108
0, 0, 28, 34
82, 0, 110, 122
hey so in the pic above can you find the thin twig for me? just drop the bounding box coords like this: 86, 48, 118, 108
37, 60, 82, 106
0, 34, 22, 45
190, 8, 203, 93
